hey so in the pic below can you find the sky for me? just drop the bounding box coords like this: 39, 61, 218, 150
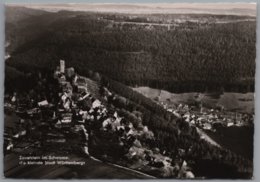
6, 3, 257, 16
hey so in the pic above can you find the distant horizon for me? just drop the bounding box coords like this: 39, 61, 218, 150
6, 3, 256, 16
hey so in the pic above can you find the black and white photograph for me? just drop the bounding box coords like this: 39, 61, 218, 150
4, 2, 256, 179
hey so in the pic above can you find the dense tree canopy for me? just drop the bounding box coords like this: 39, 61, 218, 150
5, 8, 256, 93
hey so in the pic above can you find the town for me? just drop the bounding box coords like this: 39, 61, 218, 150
159, 100, 253, 132
4, 60, 196, 178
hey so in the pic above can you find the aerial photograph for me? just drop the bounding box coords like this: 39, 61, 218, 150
4, 2, 256, 179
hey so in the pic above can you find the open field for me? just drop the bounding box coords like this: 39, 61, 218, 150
133, 87, 254, 114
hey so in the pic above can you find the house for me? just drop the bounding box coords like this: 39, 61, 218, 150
203, 123, 212, 130
61, 113, 73, 124
73, 76, 88, 90
27, 108, 39, 115
11, 95, 16, 103
38, 100, 49, 107
66, 67, 75, 78
77, 85, 88, 94
75, 76, 87, 86
6, 142, 13, 151
63, 98, 71, 110
92, 99, 101, 109
79, 110, 89, 120
102, 118, 110, 126
78, 89, 89, 102
58, 75, 67, 85
62, 82, 73, 94
227, 122, 234, 127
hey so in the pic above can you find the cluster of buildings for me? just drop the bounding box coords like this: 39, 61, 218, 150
160, 101, 253, 132
4, 60, 195, 178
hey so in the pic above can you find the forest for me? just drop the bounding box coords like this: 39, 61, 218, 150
99, 75, 253, 178
4, 6, 255, 178
5, 6, 256, 93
